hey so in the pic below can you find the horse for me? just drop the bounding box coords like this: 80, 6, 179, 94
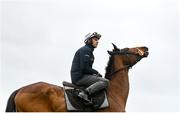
5, 43, 149, 112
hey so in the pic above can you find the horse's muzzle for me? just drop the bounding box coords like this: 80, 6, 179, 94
143, 51, 149, 57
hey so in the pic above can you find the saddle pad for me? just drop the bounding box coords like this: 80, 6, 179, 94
63, 85, 109, 111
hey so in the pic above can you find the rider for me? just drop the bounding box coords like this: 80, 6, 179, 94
70, 32, 109, 102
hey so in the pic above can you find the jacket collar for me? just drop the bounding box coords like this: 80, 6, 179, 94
85, 44, 94, 51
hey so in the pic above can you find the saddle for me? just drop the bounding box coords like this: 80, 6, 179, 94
63, 81, 109, 111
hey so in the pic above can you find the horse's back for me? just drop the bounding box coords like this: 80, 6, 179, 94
15, 82, 67, 112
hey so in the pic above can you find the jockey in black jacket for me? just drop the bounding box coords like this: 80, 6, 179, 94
70, 32, 109, 103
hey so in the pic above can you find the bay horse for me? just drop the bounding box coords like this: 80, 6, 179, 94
5, 43, 149, 112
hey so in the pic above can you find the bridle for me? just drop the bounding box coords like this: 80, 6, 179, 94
107, 48, 144, 77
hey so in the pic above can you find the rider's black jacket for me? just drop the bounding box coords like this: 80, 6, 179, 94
71, 44, 99, 84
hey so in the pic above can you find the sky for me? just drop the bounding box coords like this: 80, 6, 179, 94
0, 0, 180, 112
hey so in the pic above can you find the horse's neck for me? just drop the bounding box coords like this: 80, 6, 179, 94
108, 69, 129, 110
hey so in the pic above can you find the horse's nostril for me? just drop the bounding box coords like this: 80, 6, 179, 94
144, 52, 149, 57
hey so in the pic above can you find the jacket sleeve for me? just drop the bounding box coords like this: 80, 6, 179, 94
79, 49, 99, 75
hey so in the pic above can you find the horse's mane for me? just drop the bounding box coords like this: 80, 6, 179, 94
105, 55, 114, 79
105, 48, 129, 79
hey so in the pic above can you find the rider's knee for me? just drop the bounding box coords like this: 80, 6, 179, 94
101, 78, 109, 87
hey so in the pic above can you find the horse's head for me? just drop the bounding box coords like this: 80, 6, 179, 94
105, 43, 149, 79
108, 43, 149, 66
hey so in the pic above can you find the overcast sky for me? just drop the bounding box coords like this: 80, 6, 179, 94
0, 0, 180, 112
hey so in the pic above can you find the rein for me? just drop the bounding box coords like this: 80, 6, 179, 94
107, 65, 131, 77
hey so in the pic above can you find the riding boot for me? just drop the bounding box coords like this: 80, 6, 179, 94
78, 90, 92, 105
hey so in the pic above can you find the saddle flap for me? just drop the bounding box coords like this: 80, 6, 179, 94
63, 81, 109, 111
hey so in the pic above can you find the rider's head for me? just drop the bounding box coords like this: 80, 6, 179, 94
84, 32, 101, 48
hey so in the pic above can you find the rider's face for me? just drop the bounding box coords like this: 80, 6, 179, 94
91, 37, 99, 48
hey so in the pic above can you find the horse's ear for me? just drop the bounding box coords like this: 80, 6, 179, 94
107, 50, 113, 55
112, 43, 120, 51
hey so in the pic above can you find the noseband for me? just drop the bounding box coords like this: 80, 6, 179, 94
107, 48, 143, 77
